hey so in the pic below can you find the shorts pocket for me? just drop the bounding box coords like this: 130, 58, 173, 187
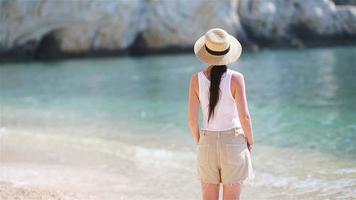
197, 144, 209, 165
225, 144, 246, 166
234, 134, 247, 145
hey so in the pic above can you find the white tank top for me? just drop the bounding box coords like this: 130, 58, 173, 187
198, 68, 242, 131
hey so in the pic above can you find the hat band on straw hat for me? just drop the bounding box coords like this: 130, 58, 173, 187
204, 44, 230, 56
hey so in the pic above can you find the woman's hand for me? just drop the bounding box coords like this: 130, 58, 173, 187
247, 143, 253, 153
195, 136, 200, 145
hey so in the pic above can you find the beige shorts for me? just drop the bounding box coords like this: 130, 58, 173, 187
196, 127, 255, 185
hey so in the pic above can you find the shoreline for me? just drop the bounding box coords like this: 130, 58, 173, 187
1, 42, 356, 63
1, 129, 355, 199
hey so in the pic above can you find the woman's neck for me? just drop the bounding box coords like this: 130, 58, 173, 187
203, 65, 214, 80
204, 65, 227, 79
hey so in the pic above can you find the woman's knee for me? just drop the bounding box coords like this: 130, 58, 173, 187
223, 183, 241, 200
201, 182, 220, 200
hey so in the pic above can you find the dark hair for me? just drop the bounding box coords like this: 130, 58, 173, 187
208, 65, 227, 122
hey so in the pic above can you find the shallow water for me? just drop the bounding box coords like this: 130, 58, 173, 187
1, 46, 356, 199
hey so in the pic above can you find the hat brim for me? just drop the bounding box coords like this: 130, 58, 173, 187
194, 34, 242, 65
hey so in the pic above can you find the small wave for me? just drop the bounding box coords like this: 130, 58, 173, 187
254, 172, 356, 199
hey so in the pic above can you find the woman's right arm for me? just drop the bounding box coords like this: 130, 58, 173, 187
231, 72, 254, 148
188, 74, 200, 145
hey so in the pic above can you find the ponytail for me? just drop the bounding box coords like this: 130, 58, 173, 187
208, 65, 227, 122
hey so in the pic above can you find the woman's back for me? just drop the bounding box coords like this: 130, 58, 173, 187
198, 68, 242, 131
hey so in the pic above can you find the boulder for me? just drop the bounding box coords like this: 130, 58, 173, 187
238, 0, 356, 46
0, 0, 355, 60
0, 0, 144, 56
139, 0, 248, 50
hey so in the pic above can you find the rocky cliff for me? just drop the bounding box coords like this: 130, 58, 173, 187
0, 0, 355, 60
239, 0, 356, 46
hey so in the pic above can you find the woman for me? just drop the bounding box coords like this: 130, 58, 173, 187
188, 28, 255, 200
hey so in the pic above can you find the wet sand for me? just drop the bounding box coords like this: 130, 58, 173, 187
0, 181, 77, 200
0, 130, 258, 200
1, 129, 355, 199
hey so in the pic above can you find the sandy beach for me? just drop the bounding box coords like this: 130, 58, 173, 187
1, 129, 355, 200
0, 129, 259, 200
0, 181, 77, 200
1, 129, 200, 200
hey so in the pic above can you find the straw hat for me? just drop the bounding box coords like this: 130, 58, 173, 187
194, 28, 242, 65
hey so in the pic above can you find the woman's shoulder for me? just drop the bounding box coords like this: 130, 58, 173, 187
190, 72, 199, 80
190, 70, 204, 80
189, 72, 200, 85
228, 69, 244, 79
189, 72, 200, 93
229, 69, 245, 87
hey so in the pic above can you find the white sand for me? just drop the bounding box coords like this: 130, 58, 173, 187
1, 130, 355, 199
0, 181, 78, 200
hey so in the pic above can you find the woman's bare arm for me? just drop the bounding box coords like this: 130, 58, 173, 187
231, 72, 254, 146
188, 74, 200, 145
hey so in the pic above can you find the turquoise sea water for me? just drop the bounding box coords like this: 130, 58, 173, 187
1, 46, 356, 199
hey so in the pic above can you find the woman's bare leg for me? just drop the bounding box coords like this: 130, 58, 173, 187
223, 183, 242, 200
201, 182, 220, 200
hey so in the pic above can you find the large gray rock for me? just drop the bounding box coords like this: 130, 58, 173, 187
50, 0, 145, 53
238, 0, 356, 46
0, 0, 355, 59
0, 0, 144, 54
141, 0, 248, 50
336, 5, 356, 34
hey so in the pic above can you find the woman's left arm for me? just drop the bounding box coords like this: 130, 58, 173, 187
188, 74, 200, 145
